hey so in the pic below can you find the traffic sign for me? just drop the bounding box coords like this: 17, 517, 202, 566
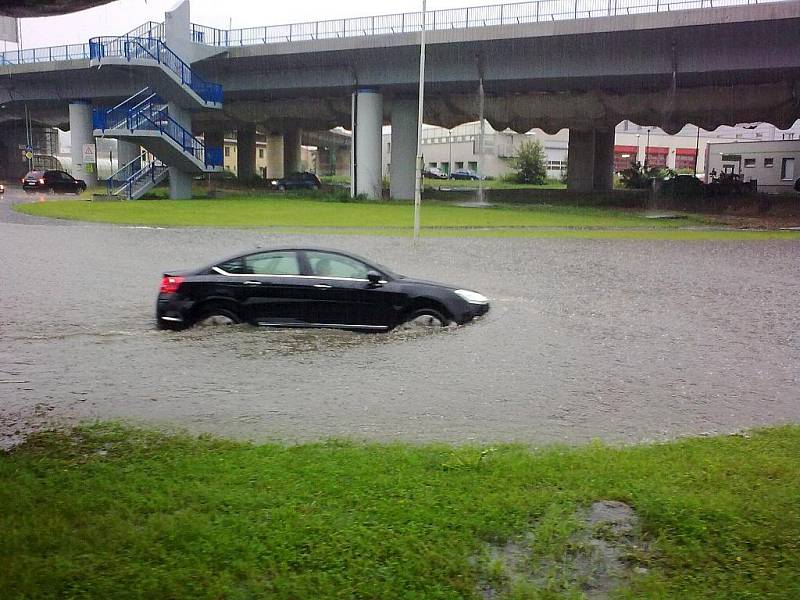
82, 143, 96, 164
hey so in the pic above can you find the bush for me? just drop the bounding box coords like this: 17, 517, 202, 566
510, 139, 547, 185
619, 161, 673, 189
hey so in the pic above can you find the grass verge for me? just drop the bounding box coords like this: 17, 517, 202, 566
14, 197, 800, 240
2, 424, 799, 599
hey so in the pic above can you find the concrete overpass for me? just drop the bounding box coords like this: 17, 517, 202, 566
1, 0, 799, 197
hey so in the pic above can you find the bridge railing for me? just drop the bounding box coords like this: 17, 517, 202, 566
0, 43, 89, 64
0, 20, 163, 66
89, 36, 223, 105
191, 0, 772, 45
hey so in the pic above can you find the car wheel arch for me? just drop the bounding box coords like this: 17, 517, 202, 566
403, 297, 453, 323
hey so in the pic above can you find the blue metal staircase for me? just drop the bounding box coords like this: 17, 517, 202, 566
89, 36, 222, 109
107, 157, 169, 200
93, 86, 223, 199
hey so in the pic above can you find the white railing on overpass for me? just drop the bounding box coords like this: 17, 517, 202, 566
0, 0, 782, 65
191, 0, 776, 45
0, 21, 163, 66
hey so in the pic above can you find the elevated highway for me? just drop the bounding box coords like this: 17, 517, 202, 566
1, 0, 798, 197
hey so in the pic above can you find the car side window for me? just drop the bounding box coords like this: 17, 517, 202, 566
307, 251, 371, 279
245, 251, 301, 276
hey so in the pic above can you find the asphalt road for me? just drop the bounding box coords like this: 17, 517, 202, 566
2, 188, 799, 448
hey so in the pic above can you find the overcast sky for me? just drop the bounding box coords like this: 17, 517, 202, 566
16, 0, 496, 49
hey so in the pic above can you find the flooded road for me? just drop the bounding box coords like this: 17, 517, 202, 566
2, 189, 799, 446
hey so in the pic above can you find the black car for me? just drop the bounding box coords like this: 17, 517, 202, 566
22, 170, 87, 194
269, 172, 322, 191
423, 166, 447, 179
156, 247, 490, 331
450, 169, 482, 180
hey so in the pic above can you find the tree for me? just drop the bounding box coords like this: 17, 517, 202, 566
510, 139, 547, 185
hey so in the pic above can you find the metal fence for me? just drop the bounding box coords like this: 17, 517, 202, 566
0, 20, 163, 66
0, 0, 781, 65
192, 0, 775, 45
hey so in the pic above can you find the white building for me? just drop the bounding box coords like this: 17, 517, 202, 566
382, 121, 800, 181
705, 139, 800, 194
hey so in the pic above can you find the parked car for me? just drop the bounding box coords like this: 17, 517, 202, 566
423, 166, 447, 179
269, 172, 322, 191
450, 169, 482, 180
156, 247, 490, 331
22, 170, 87, 194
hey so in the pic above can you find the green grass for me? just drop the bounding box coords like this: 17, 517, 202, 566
2, 424, 799, 599
14, 197, 800, 240
14, 196, 703, 229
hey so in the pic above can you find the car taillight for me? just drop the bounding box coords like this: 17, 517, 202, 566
159, 276, 184, 294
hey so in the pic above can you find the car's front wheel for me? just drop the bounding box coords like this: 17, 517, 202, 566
399, 307, 450, 330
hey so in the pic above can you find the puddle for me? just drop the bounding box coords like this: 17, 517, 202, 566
477, 501, 650, 599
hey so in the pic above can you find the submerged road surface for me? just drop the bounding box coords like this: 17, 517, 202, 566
1, 190, 799, 447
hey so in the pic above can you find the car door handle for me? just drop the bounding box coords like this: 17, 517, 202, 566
313, 284, 332, 289
244, 280, 263, 285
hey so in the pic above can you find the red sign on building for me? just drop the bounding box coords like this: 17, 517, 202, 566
614, 145, 638, 172
645, 146, 669, 168
675, 148, 697, 171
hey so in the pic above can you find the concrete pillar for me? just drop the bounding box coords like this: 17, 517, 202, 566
68, 101, 98, 187
389, 98, 418, 200
266, 133, 284, 179
168, 102, 192, 199
236, 126, 257, 181
566, 130, 596, 193
593, 129, 615, 191
117, 140, 140, 173
351, 88, 383, 199
283, 128, 302, 175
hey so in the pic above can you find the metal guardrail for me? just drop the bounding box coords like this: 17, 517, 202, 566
0, 43, 89, 64
0, 21, 163, 66
191, 0, 772, 45
89, 36, 223, 105
0, 0, 779, 65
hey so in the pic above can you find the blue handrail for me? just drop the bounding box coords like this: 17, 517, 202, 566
94, 95, 223, 168
107, 155, 144, 195
89, 36, 223, 105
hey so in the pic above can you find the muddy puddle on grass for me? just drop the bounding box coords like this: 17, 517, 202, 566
476, 501, 650, 599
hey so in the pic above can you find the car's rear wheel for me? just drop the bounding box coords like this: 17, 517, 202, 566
399, 307, 450, 330
194, 306, 241, 328
278, 184, 286, 192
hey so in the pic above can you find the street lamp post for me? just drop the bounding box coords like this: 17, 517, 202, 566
413, 0, 427, 241
645, 128, 651, 167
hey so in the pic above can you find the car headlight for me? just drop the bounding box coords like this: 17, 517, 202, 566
454, 289, 489, 304
271, 180, 278, 185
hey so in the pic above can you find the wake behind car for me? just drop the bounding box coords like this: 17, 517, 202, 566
157, 247, 489, 331
22, 170, 87, 194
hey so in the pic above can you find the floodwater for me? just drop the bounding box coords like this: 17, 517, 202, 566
1, 189, 799, 447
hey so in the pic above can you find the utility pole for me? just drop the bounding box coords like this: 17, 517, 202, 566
693, 125, 700, 175
413, 0, 427, 241
477, 76, 486, 204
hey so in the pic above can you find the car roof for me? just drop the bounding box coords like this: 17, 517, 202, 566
199, 246, 398, 277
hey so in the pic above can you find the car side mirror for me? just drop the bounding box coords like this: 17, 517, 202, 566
367, 271, 383, 286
